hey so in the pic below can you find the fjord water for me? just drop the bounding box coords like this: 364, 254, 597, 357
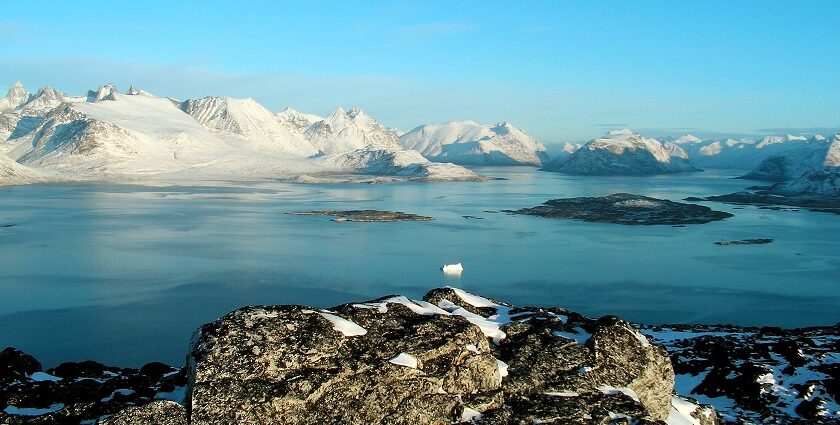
1, 167, 839, 367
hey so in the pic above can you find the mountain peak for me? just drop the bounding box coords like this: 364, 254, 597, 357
4, 81, 31, 109
89, 84, 118, 102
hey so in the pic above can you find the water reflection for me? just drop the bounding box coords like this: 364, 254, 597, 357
1, 167, 838, 366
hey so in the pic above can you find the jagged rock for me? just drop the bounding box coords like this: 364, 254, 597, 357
0, 348, 42, 384
187, 288, 688, 424
99, 400, 186, 425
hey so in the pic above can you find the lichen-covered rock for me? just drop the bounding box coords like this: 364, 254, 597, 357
99, 400, 186, 425
424, 288, 675, 422
187, 288, 693, 424
188, 301, 496, 424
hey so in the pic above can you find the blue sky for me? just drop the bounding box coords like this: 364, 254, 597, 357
1, 1, 838, 142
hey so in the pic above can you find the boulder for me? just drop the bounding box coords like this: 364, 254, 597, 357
187, 288, 687, 424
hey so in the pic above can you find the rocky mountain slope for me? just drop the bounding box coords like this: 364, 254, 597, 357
275, 107, 322, 131
542, 130, 699, 175
399, 121, 546, 166
180, 96, 318, 157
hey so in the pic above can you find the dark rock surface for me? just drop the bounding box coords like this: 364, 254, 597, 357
0, 354, 186, 424
290, 209, 434, 222
641, 323, 840, 424
714, 238, 774, 246
507, 193, 733, 225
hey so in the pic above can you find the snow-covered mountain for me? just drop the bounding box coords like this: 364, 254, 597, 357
683, 135, 819, 170
740, 135, 839, 181
0, 82, 480, 185
541, 129, 699, 175
0, 82, 31, 112
304, 107, 402, 155
769, 167, 840, 197
180, 96, 318, 157
0, 83, 71, 143
399, 120, 546, 166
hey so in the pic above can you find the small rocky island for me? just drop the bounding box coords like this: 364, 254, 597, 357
715, 238, 774, 246
2, 288, 838, 424
507, 193, 733, 225
290, 209, 434, 222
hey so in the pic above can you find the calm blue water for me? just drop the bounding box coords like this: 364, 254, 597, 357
1, 167, 838, 367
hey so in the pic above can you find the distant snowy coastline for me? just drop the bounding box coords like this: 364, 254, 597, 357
1, 82, 838, 194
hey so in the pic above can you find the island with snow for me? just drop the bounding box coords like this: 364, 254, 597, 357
290, 210, 434, 222
507, 193, 733, 225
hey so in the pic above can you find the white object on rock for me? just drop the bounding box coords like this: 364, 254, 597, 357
441, 263, 464, 273
388, 352, 418, 369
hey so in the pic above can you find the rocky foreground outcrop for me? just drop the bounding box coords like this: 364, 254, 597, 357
3, 288, 723, 424
0, 348, 186, 424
